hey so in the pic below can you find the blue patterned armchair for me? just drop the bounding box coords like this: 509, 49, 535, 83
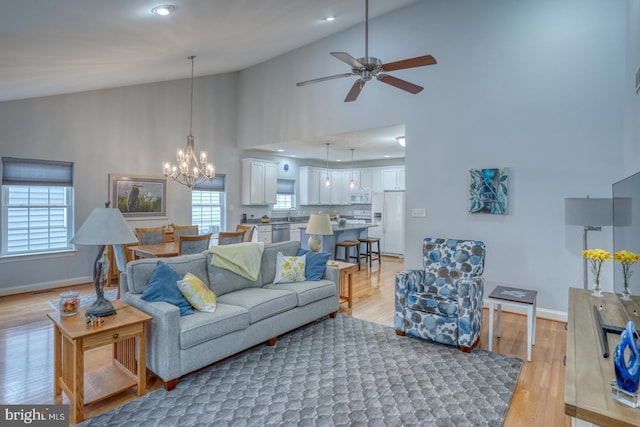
395, 238, 486, 352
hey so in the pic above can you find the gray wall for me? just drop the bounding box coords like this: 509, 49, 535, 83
237, 0, 629, 314
0, 73, 240, 294
626, 0, 640, 174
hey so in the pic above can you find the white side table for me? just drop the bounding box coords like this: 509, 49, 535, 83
487, 285, 537, 362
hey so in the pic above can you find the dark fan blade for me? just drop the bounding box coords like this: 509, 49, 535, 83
331, 52, 365, 69
296, 73, 354, 87
381, 55, 437, 72
345, 79, 365, 102
377, 74, 423, 94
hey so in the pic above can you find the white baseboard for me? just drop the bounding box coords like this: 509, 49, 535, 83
483, 299, 567, 323
0, 276, 92, 297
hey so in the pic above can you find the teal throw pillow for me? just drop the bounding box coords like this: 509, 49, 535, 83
141, 261, 194, 316
296, 248, 330, 281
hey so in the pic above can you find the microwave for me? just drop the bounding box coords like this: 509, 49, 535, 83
350, 189, 371, 204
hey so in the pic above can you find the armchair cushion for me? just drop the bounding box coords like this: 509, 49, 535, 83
407, 293, 459, 317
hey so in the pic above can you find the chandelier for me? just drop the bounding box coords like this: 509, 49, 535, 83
163, 55, 215, 189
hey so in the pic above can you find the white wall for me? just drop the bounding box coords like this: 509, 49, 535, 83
625, 0, 640, 174
237, 0, 627, 313
0, 73, 240, 294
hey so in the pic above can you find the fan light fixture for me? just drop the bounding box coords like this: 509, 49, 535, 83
325, 143, 331, 187
350, 149, 356, 188
162, 56, 215, 190
151, 5, 174, 16
396, 136, 406, 147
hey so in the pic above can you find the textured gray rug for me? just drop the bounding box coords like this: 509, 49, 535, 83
78, 315, 522, 427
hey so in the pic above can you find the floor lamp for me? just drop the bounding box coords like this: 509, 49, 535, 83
565, 197, 613, 289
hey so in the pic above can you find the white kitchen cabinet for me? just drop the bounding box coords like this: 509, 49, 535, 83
290, 224, 301, 242
382, 166, 405, 191
371, 168, 383, 193
241, 159, 277, 205
319, 169, 331, 205
330, 170, 350, 205
257, 224, 272, 244
357, 169, 371, 190
299, 166, 320, 205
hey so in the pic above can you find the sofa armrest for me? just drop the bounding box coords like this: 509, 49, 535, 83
394, 270, 424, 332
121, 292, 182, 382
323, 265, 339, 289
455, 276, 484, 348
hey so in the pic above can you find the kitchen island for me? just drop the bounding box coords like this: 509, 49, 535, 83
299, 223, 378, 257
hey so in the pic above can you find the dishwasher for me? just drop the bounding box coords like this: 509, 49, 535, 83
271, 224, 290, 243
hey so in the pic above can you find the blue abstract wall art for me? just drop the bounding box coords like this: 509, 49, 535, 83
469, 168, 508, 215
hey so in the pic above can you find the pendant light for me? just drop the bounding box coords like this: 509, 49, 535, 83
162, 55, 215, 190
349, 148, 355, 188
324, 142, 331, 187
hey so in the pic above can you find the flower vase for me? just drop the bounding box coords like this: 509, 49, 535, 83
592, 279, 603, 297
621, 281, 632, 300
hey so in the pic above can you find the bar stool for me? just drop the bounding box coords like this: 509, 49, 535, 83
358, 237, 381, 268
334, 240, 362, 270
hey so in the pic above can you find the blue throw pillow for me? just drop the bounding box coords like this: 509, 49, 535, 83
141, 261, 194, 316
296, 248, 330, 281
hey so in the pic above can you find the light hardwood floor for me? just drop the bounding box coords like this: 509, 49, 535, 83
0, 256, 570, 426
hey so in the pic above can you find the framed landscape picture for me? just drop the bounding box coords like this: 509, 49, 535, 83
109, 174, 168, 219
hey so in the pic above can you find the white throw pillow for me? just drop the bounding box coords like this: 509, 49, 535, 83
273, 252, 306, 284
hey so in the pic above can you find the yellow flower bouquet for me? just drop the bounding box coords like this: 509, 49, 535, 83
582, 248, 611, 296
614, 250, 640, 300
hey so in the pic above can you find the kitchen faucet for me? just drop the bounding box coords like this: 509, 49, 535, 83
287, 207, 299, 222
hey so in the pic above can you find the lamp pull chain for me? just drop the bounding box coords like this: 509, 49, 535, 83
189, 55, 195, 137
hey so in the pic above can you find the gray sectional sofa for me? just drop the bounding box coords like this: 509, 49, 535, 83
120, 240, 339, 390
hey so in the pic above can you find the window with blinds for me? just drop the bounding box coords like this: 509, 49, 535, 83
191, 174, 226, 235
274, 179, 295, 210
1, 157, 74, 256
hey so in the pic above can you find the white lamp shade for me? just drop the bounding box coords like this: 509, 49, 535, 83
564, 198, 612, 227
70, 208, 137, 245
305, 213, 333, 235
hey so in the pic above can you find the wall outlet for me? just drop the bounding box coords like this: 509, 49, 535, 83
411, 208, 426, 217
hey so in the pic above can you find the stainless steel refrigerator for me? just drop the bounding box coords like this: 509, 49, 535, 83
370, 191, 404, 256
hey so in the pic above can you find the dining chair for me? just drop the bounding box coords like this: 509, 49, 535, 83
235, 224, 255, 242
218, 231, 246, 245
135, 227, 166, 245
178, 233, 212, 255
110, 242, 137, 297
173, 225, 199, 241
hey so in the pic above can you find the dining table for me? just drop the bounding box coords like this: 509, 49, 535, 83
129, 242, 179, 259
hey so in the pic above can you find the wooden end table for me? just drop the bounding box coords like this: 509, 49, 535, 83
47, 300, 152, 422
487, 285, 537, 362
328, 260, 357, 308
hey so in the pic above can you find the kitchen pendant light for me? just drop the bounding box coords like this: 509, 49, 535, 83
349, 148, 355, 188
162, 56, 215, 190
324, 142, 331, 187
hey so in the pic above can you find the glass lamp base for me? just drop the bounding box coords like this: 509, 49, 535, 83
308, 234, 322, 252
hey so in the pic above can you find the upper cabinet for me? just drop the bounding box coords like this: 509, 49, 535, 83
299, 166, 320, 205
382, 166, 405, 191
241, 158, 277, 205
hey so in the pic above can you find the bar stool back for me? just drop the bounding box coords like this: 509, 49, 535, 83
358, 237, 381, 268
334, 240, 362, 270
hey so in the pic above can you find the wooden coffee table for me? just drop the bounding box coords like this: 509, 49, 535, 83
47, 300, 152, 422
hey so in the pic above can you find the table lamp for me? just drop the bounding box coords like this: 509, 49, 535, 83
70, 206, 137, 316
565, 197, 613, 289
305, 213, 333, 252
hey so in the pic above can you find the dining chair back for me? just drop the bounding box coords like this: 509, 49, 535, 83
235, 224, 255, 242
218, 231, 246, 245
135, 227, 165, 245
178, 233, 212, 255
173, 225, 199, 240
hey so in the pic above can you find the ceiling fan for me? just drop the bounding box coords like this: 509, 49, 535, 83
296, 0, 437, 102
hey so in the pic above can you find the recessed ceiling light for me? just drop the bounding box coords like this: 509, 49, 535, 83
277, 149, 285, 152
336, 159, 342, 162
396, 136, 406, 147
151, 5, 175, 16
290, 154, 297, 157
384, 155, 391, 158
325, 16, 336, 22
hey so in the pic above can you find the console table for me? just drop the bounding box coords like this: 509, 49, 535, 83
565, 287, 640, 426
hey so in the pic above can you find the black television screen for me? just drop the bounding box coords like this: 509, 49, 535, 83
612, 171, 639, 296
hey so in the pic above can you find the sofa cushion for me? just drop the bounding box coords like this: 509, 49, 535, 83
179, 303, 250, 349
260, 241, 301, 285
296, 248, 330, 281
407, 292, 459, 317
205, 252, 262, 297
273, 252, 306, 284
177, 273, 217, 313
264, 279, 336, 307
217, 288, 297, 324
127, 254, 209, 294
141, 261, 194, 316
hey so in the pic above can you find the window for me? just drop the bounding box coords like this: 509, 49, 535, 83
1, 157, 74, 256
274, 179, 295, 210
191, 174, 225, 235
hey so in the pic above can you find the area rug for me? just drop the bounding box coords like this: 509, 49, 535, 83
78, 315, 522, 427
48, 289, 118, 311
